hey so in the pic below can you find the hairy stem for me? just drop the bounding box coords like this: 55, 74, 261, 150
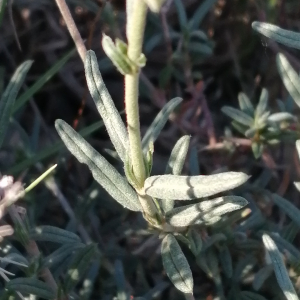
125, 1, 148, 187
54, 0, 86, 62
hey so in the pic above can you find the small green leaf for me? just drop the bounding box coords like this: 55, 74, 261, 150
222, 106, 254, 127
166, 196, 248, 227
189, 146, 200, 175
162, 135, 190, 213
272, 193, 300, 229
174, 0, 188, 32
252, 22, 300, 50
144, 172, 249, 200
55, 120, 141, 211
277, 53, 300, 108
0, 60, 32, 147
251, 142, 264, 159
219, 245, 233, 278
142, 97, 182, 150
262, 234, 299, 300
6, 278, 55, 299
161, 234, 193, 294
238, 92, 254, 115
42, 243, 85, 268
187, 229, 202, 256
252, 265, 273, 291
267, 112, 296, 123
29, 226, 81, 244
64, 243, 98, 293
85, 50, 128, 161
255, 88, 269, 118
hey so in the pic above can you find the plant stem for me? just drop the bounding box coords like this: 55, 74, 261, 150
54, 0, 86, 62
125, 1, 148, 187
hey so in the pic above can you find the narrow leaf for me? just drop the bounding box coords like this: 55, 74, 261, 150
267, 112, 296, 123
252, 22, 300, 50
161, 234, 193, 294
174, 0, 187, 31
85, 50, 128, 161
6, 278, 55, 299
166, 196, 248, 227
219, 245, 233, 278
0, 60, 32, 147
189, 0, 218, 30
187, 229, 202, 256
255, 88, 269, 118
272, 193, 300, 229
29, 226, 81, 244
142, 97, 182, 150
14, 49, 75, 112
253, 265, 273, 291
144, 172, 249, 200
276, 53, 300, 108
55, 119, 141, 211
162, 135, 190, 212
222, 106, 254, 126
238, 92, 254, 115
189, 146, 200, 175
64, 243, 98, 293
262, 234, 299, 300
240, 291, 268, 300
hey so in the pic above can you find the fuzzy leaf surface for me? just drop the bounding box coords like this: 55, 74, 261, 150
85, 50, 128, 161
252, 22, 300, 50
277, 53, 300, 108
55, 119, 140, 211
222, 106, 254, 126
144, 172, 249, 200
161, 234, 193, 294
262, 234, 299, 300
166, 196, 248, 227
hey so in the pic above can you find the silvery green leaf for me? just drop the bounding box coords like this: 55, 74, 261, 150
42, 243, 85, 268
64, 243, 98, 293
281, 221, 299, 243
6, 278, 55, 299
262, 234, 299, 300
253, 265, 273, 291
166, 196, 248, 227
252, 22, 300, 50
219, 245, 233, 278
231, 120, 248, 135
240, 291, 268, 300
222, 106, 254, 127
165, 135, 190, 175
143, 0, 166, 12
174, 0, 187, 31
29, 226, 81, 244
272, 193, 300, 229
276, 53, 300, 108
267, 112, 296, 123
142, 97, 182, 150
0, 60, 32, 148
161, 234, 193, 294
255, 88, 269, 118
252, 142, 264, 159
294, 182, 300, 192
189, 146, 200, 175
144, 172, 249, 200
187, 229, 202, 256
162, 135, 190, 212
55, 120, 141, 211
85, 50, 128, 161
238, 92, 254, 115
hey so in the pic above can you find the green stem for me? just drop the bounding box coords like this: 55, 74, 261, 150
125, 1, 148, 188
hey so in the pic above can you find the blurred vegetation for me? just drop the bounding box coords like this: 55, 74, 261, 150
0, 0, 300, 299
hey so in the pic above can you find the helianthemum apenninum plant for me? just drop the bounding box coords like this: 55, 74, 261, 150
55, 0, 250, 296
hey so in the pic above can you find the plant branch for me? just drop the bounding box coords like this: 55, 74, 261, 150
125, 1, 148, 187
54, 0, 86, 62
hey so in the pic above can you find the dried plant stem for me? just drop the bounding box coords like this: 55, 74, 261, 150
125, 1, 148, 187
54, 0, 86, 62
